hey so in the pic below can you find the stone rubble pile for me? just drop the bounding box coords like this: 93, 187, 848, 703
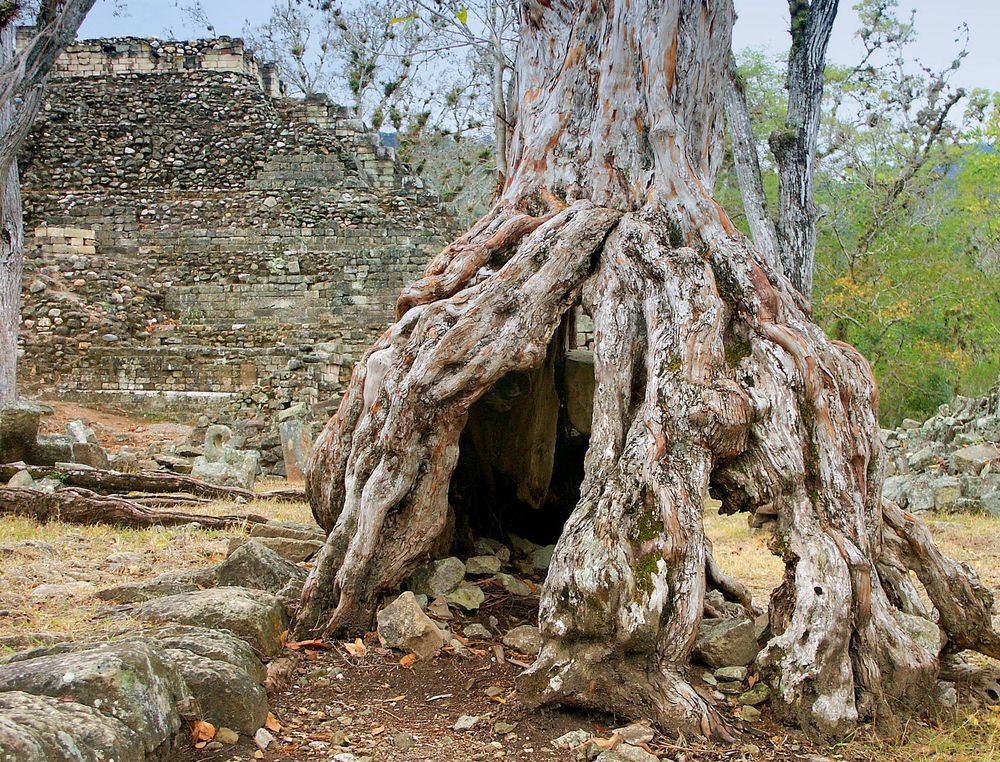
0, 401, 109, 470
0, 520, 325, 760
882, 378, 1000, 516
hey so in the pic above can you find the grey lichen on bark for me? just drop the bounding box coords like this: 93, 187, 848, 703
300, 0, 1000, 742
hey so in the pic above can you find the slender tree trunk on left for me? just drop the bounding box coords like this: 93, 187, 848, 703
0, 22, 23, 404
0, 0, 98, 402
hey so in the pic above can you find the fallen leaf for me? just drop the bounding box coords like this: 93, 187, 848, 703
265, 713, 282, 733
286, 638, 332, 651
399, 652, 418, 668
344, 638, 367, 657
382, 694, 406, 703
372, 725, 386, 735
190, 719, 215, 743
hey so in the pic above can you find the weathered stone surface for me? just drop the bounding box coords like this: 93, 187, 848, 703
215, 539, 307, 593
5, 469, 33, 488
96, 571, 207, 603
134, 586, 288, 657
0, 401, 47, 463
895, 611, 943, 656
192, 453, 259, 490
494, 573, 532, 596
473, 537, 511, 563
376, 592, 445, 659
563, 349, 595, 435
279, 417, 314, 482
229, 533, 323, 563
952, 444, 1000, 475
595, 744, 659, 762
163, 646, 268, 734
464, 555, 503, 575
528, 544, 556, 572
693, 616, 760, 668
501, 624, 542, 656
249, 520, 325, 544
0, 641, 188, 756
28, 581, 96, 601
446, 584, 485, 611
148, 624, 266, 683
0, 690, 143, 762
407, 557, 466, 598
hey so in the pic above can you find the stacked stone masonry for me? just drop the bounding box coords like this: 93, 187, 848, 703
16, 35, 456, 472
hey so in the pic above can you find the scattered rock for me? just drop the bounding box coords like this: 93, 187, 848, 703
694, 616, 759, 668
494, 721, 516, 734
714, 665, 748, 683
229, 533, 323, 563
446, 584, 485, 611
463, 623, 493, 640
0, 641, 188, 756
553, 729, 591, 749
473, 537, 511, 563
407, 557, 466, 598
376, 592, 445, 660
528, 544, 555, 571
215, 539, 308, 594
453, 714, 481, 731
149, 624, 266, 683
613, 722, 655, 745
133, 586, 288, 657
0, 690, 143, 761
952, 444, 1000, 475
501, 624, 542, 656
465, 555, 503, 575
192, 425, 259, 490
741, 705, 762, 722
738, 683, 771, 706
28, 581, 96, 600
494, 573, 532, 596
595, 744, 659, 762
254, 726, 275, 750
6, 469, 33, 488
162, 646, 268, 734
216, 726, 240, 744
0, 401, 48, 463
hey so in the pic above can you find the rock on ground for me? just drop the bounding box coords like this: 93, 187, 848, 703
501, 625, 542, 656
133, 586, 287, 658
0, 640, 188, 757
376, 592, 445, 659
0, 690, 144, 762
407, 557, 466, 598
162, 647, 268, 734
693, 616, 760, 668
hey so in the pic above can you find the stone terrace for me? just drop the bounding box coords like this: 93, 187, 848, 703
16, 36, 455, 472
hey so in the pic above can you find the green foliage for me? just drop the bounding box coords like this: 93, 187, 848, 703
721, 1, 997, 426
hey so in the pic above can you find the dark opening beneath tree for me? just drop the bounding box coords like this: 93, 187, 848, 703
296, 0, 1000, 742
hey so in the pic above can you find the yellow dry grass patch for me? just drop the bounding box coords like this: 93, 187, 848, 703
0, 490, 314, 649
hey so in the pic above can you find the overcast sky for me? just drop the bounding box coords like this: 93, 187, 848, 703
78, 0, 1000, 93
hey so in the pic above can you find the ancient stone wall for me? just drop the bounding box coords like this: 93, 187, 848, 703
17, 36, 455, 473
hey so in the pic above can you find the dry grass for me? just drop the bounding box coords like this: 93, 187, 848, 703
0, 488, 314, 649
1, 490, 999, 759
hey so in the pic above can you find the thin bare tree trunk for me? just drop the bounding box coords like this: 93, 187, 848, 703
300, 0, 1000, 741
770, 0, 837, 300
723, 59, 780, 270
0, 23, 22, 404
0, 0, 97, 402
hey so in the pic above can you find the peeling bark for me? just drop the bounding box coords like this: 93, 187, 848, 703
301, 0, 1000, 742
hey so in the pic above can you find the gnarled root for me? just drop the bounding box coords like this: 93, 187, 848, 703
296, 201, 620, 637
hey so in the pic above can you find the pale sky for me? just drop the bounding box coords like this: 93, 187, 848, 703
77, 0, 1000, 93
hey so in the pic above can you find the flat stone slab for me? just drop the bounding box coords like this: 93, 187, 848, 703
163, 647, 268, 734
134, 586, 288, 658
0, 690, 144, 762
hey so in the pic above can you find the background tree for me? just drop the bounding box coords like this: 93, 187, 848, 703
0, 0, 97, 404
297, 0, 1000, 742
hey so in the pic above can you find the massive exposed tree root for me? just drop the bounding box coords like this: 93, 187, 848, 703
298, 0, 1000, 741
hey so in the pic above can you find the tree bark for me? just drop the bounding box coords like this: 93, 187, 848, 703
0, 486, 267, 529
0, 0, 98, 403
0, 22, 23, 405
0, 463, 306, 503
300, 0, 1000, 741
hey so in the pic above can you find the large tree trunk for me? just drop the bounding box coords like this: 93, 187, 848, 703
299, 0, 1000, 741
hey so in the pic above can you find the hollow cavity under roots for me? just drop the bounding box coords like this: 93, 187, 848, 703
295, 199, 1000, 742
